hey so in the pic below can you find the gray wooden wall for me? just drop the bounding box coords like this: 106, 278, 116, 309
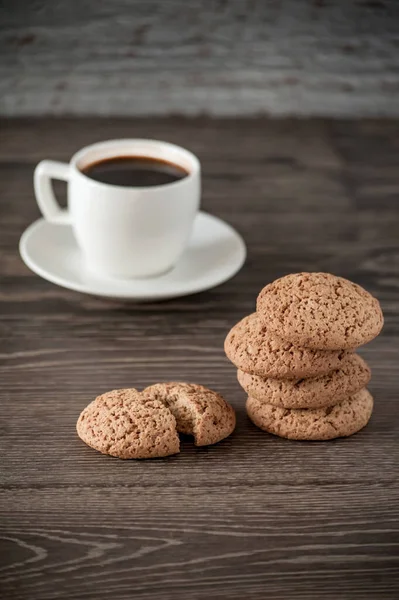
1, 0, 399, 117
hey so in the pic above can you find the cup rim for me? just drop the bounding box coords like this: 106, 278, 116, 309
70, 138, 200, 192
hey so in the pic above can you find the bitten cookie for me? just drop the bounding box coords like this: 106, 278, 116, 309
256, 272, 383, 350
224, 313, 349, 379
246, 388, 373, 440
143, 382, 236, 446
77, 388, 180, 459
238, 353, 371, 409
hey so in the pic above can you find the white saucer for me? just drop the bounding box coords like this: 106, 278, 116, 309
19, 212, 246, 301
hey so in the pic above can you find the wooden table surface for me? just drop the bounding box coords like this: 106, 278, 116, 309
1, 118, 398, 600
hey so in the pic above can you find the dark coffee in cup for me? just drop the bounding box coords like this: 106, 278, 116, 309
34, 138, 200, 278
82, 156, 189, 187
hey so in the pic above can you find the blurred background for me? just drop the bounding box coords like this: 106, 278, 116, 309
1, 0, 398, 118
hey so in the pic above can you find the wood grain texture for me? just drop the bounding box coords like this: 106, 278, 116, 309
0, 117, 398, 600
1, 1, 399, 117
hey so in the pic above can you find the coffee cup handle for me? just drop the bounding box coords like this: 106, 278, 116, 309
34, 160, 71, 225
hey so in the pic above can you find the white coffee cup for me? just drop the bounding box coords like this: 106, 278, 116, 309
34, 139, 201, 279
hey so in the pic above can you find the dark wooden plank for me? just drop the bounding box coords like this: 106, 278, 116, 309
0, 485, 398, 600
0, 117, 398, 600
1, 1, 399, 117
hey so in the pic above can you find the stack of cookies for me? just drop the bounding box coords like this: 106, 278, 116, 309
225, 272, 383, 440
